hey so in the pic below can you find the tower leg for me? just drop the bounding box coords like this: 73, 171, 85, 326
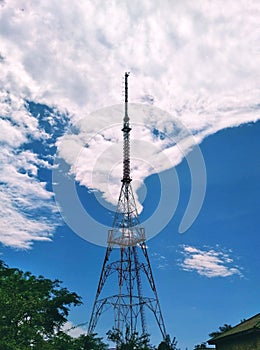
88, 246, 112, 334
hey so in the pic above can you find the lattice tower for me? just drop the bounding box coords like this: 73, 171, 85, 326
88, 73, 167, 340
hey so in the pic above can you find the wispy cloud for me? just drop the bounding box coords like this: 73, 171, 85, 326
0, 1, 260, 247
179, 245, 243, 278
1, 1, 259, 117
0, 146, 58, 249
0, 94, 60, 249
48, 0, 259, 212
151, 252, 169, 270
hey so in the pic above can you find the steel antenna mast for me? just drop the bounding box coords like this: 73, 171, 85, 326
88, 73, 167, 340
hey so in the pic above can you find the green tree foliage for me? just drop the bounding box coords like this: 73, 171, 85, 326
47, 332, 108, 350
107, 327, 151, 350
209, 323, 232, 338
72, 333, 108, 350
107, 328, 179, 350
0, 260, 84, 349
45, 331, 75, 350
1, 259, 177, 350
158, 334, 179, 350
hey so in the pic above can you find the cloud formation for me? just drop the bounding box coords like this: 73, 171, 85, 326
0, 0, 260, 247
1, 1, 259, 116
179, 245, 242, 278
0, 94, 59, 248
151, 252, 169, 270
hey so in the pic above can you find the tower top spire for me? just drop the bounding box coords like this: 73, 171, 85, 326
122, 72, 131, 183
124, 72, 130, 101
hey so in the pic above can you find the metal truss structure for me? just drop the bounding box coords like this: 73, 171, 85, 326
88, 73, 167, 340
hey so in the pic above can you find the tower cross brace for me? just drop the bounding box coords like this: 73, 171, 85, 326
88, 73, 167, 340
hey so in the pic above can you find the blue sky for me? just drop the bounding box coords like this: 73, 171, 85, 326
0, 1, 260, 349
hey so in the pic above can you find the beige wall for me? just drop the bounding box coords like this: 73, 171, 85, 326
215, 333, 260, 350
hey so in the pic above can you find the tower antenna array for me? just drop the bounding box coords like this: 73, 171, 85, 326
88, 73, 167, 340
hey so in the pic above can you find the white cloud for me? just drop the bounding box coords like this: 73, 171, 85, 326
1, 0, 259, 116
0, 146, 59, 249
0, 1, 260, 247
179, 245, 243, 278
0, 93, 59, 249
151, 252, 169, 270
47, 0, 259, 211
56, 104, 201, 215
